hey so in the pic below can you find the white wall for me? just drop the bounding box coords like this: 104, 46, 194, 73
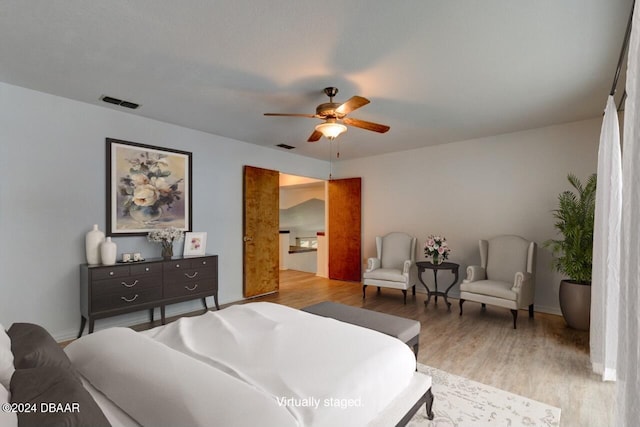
279, 184, 325, 210
0, 81, 603, 337
0, 82, 329, 340
279, 192, 325, 241
334, 118, 601, 314
284, 251, 317, 274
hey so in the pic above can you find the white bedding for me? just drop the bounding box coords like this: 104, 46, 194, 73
68, 327, 297, 427
66, 302, 419, 427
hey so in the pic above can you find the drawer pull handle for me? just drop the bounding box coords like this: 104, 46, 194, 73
121, 294, 139, 303
185, 284, 198, 291
109, 272, 115, 276
175, 264, 180, 268
145, 267, 150, 272
185, 272, 198, 279
202, 261, 207, 265
121, 280, 139, 288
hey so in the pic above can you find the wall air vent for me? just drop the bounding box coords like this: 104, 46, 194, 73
276, 144, 296, 150
100, 95, 140, 109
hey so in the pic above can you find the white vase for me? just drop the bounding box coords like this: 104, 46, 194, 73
100, 237, 117, 266
85, 224, 105, 265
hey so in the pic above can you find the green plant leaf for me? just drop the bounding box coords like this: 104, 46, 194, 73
544, 173, 596, 283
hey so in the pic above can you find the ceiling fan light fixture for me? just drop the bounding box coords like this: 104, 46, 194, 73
315, 122, 347, 140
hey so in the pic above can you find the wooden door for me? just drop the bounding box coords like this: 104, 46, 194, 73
243, 166, 279, 297
328, 177, 362, 281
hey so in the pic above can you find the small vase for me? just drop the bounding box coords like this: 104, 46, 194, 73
161, 242, 173, 258
100, 237, 117, 265
85, 224, 105, 265
129, 205, 163, 225
432, 254, 443, 265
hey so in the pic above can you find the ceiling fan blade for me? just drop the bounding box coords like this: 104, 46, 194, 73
335, 96, 370, 115
343, 117, 390, 133
307, 130, 323, 142
264, 113, 317, 118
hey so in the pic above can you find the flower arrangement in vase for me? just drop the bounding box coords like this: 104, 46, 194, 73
147, 227, 184, 258
424, 235, 450, 265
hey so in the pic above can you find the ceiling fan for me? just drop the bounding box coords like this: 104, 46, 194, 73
264, 87, 390, 142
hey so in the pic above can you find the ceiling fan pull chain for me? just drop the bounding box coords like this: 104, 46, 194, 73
329, 139, 333, 180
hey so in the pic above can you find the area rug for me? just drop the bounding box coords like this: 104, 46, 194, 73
409, 364, 561, 426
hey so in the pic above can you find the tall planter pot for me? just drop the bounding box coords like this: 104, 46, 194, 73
558, 280, 591, 331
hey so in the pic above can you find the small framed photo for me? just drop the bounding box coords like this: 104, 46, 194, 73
183, 232, 207, 256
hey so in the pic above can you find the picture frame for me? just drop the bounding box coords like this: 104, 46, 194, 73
183, 232, 207, 256
106, 138, 192, 236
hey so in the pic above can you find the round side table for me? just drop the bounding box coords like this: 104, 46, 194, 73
416, 261, 460, 310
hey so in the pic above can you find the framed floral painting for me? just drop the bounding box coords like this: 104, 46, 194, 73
183, 232, 207, 256
106, 138, 192, 236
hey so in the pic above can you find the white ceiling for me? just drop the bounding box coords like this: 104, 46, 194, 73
0, 1, 632, 160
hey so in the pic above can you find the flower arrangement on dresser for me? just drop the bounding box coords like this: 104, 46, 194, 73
147, 227, 184, 258
424, 235, 450, 265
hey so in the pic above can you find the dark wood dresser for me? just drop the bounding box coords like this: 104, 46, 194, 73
79, 254, 218, 337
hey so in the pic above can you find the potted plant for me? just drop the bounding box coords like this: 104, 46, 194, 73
545, 173, 596, 330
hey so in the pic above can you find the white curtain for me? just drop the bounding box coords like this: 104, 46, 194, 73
590, 95, 621, 381
617, 4, 640, 425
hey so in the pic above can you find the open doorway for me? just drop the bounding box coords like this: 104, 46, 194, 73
244, 166, 361, 298
279, 173, 327, 277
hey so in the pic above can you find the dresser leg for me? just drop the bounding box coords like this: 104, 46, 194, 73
213, 293, 220, 310
77, 316, 87, 339
88, 319, 95, 334
150, 308, 154, 323
202, 297, 209, 312
161, 306, 166, 325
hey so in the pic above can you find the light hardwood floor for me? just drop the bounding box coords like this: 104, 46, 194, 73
132, 270, 614, 427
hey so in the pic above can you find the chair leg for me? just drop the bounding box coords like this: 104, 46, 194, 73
459, 299, 465, 316
510, 309, 518, 329
412, 285, 416, 295
529, 304, 534, 318
481, 303, 486, 311
362, 285, 367, 300
377, 286, 381, 294
402, 290, 407, 304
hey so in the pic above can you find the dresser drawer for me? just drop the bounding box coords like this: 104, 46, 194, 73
91, 266, 130, 280
91, 274, 162, 299
91, 287, 163, 312
130, 262, 162, 276
189, 257, 215, 269
164, 279, 214, 299
163, 257, 216, 271
163, 266, 215, 285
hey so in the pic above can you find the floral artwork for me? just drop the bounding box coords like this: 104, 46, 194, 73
190, 237, 202, 250
107, 139, 192, 236
183, 232, 207, 256
424, 235, 451, 265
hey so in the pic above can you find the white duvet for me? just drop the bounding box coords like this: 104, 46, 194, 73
66, 302, 416, 427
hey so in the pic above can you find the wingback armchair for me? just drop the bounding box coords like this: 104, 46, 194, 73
459, 235, 537, 329
363, 232, 417, 304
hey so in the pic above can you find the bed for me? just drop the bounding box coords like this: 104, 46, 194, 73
2, 302, 433, 426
